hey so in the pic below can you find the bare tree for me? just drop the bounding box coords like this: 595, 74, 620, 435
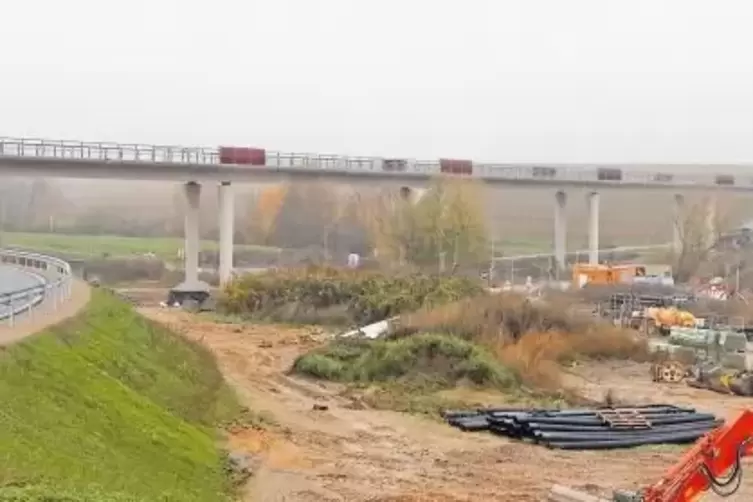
673, 194, 732, 283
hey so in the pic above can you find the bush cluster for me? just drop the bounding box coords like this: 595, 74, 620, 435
83, 257, 168, 284
294, 292, 649, 397
219, 266, 484, 325
82, 258, 217, 286
293, 333, 515, 389
395, 293, 589, 342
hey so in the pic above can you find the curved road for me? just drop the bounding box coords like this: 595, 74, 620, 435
0, 265, 43, 318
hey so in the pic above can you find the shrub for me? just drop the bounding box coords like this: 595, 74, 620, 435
293, 333, 516, 389
219, 266, 484, 325
83, 257, 168, 284
82, 258, 218, 286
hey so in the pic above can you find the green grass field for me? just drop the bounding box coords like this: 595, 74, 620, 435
0, 231, 548, 263
0, 290, 241, 501
0, 231, 279, 261
492, 237, 551, 256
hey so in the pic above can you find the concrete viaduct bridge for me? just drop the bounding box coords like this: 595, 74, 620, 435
0, 136, 746, 296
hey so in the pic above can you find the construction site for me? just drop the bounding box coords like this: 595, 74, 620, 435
114, 232, 753, 502
78, 178, 753, 502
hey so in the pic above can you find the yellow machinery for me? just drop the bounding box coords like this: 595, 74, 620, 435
644, 306, 696, 336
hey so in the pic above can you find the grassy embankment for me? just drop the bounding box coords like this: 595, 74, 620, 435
219, 266, 649, 413
0, 289, 242, 502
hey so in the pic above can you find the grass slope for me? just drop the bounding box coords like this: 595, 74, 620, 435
0, 290, 241, 501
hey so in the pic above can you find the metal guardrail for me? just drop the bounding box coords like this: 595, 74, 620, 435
0, 249, 72, 327
0, 136, 751, 189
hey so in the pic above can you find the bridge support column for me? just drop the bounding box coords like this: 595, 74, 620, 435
184, 182, 201, 286
705, 194, 717, 250
587, 192, 600, 265
673, 193, 684, 254
554, 190, 567, 277
169, 181, 210, 306
399, 186, 427, 204
218, 181, 234, 287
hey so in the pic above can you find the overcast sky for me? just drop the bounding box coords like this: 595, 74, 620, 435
1, 0, 751, 163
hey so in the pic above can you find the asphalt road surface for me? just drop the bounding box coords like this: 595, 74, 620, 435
0, 265, 42, 318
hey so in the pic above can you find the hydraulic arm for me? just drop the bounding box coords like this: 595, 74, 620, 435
614, 409, 753, 501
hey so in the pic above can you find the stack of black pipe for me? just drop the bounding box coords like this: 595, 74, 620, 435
443, 404, 721, 450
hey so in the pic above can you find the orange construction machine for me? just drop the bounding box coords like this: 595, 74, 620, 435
550, 409, 753, 501
572, 263, 647, 288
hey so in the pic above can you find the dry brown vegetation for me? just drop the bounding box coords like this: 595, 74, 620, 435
393, 293, 649, 394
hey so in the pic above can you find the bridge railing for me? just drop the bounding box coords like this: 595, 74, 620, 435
0, 249, 73, 327
0, 136, 750, 189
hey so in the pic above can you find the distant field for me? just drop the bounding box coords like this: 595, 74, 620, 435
484, 185, 752, 250
5, 181, 748, 264
0, 230, 550, 261
0, 231, 280, 261
492, 237, 551, 256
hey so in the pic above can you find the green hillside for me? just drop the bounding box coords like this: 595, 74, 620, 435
0, 290, 241, 501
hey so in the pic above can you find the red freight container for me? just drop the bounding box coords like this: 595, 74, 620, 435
219, 146, 266, 166
439, 158, 473, 175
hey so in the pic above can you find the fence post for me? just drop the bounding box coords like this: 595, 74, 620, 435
8, 298, 14, 327
26, 291, 32, 322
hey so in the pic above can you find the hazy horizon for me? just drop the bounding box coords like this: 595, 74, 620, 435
0, 0, 751, 164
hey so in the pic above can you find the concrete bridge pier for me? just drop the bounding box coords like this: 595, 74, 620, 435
218, 181, 235, 287
587, 191, 600, 264
169, 181, 210, 305
554, 190, 567, 276
705, 193, 717, 249
673, 193, 685, 255
399, 186, 427, 204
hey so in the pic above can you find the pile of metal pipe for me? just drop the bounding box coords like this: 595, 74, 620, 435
443, 404, 721, 450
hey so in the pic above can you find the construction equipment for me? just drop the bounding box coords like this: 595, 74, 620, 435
573, 264, 648, 289
549, 409, 753, 501
650, 361, 689, 383
644, 307, 697, 336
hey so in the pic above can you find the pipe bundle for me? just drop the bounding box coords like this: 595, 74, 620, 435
443, 404, 721, 450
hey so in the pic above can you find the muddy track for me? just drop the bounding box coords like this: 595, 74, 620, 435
140, 309, 753, 501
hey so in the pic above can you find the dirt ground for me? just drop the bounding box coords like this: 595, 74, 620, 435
140, 308, 753, 502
